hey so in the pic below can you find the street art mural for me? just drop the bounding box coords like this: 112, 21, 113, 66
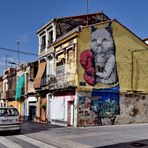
78, 96, 101, 126
78, 92, 119, 126
79, 22, 120, 126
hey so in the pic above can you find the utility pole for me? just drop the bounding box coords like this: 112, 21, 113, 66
87, 0, 89, 15
86, 0, 89, 25
16, 40, 21, 65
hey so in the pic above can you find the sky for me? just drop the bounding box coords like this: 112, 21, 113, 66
0, 0, 147, 75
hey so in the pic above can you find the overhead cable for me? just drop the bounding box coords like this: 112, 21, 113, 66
0, 47, 37, 56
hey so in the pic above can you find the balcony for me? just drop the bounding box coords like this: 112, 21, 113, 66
38, 66, 76, 91
48, 72, 76, 90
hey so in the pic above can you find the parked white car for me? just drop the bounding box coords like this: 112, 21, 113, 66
0, 107, 22, 133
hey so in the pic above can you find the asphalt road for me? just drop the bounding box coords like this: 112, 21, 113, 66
101, 139, 148, 148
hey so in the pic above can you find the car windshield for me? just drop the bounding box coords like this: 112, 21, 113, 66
0, 108, 19, 116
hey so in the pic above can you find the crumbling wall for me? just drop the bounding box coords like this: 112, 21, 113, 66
115, 93, 148, 124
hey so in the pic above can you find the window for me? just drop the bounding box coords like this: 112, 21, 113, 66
41, 69, 47, 86
0, 108, 19, 117
30, 65, 34, 81
67, 48, 75, 62
48, 30, 53, 46
56, 58, 65, 75
30, 64, 38, 81
41, 35, 46, 50
48, 59, 53, 75
67, 46, 75, 72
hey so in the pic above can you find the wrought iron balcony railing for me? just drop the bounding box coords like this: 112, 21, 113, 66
40, 72, 76, 90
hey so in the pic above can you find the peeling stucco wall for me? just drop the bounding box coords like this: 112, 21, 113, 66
115, 93, 148, 124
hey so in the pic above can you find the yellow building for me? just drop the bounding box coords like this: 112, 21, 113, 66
53, 19, 148, 126
35, 12, 148, 126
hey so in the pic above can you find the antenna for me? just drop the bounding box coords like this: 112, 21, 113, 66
87, 0, 89, 14
86, 0, 89, 25
101, 10, 104, 22
16, 40, 21, 65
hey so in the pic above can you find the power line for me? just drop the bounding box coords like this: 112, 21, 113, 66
0, 46, 38, 56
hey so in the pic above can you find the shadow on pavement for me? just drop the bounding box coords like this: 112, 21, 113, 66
21, 120, 63, 134
0, 120, 63, 136
0, 131, 17, 136
99, 139, 148, 148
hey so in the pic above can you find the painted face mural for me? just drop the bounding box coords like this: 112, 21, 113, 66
79, 23, 120, 126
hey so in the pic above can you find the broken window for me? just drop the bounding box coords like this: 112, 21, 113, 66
56, 58, 65, 75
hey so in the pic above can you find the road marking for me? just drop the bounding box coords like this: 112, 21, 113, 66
0, 136, 23, 148
15, 135, 57, 148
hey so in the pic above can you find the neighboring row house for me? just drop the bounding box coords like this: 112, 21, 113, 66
1, 68, 16, 108
0, 62, 38, 121
24, 61, 38, 120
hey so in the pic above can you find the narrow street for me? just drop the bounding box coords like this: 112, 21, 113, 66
1, 122, 148, 147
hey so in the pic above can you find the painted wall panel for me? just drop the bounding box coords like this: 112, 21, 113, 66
51, 95, 75, 126
51, 96, 65, 120
132, 50, 148, 92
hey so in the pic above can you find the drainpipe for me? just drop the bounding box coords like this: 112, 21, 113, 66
131, 50, 134, 92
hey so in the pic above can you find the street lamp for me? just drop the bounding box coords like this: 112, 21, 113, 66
8, 61, 22, 69
8, 61, 17, 65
